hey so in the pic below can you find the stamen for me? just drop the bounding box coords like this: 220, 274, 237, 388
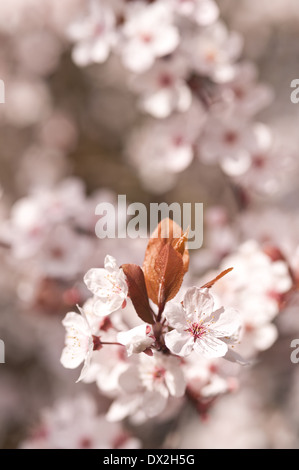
185, 321, 206, 340
152, 366, 166, 381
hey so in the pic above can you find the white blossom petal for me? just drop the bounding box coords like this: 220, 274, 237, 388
183, 287, 214, 321
165, 329, 195, 356
194, 335, 228, 358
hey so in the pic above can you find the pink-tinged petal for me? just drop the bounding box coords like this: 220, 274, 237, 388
165, 367, 186, 397
62, 311, 90, 335
122, 41, 154, 73
252, 323, 278, 351
106, 394, 141, 422
206, 307, 242, 338
224, 348, 250, 365
165, 329, 194, 356
76, 341, 94, 383
117, 325, 154, 356
118, 364, 141, 394
194, 335, 228, 358
152, 26, 179, 57
183, 287, 214, 321
167, 144, 193, 173
104, 255, 118, 272
141, 88, 174, 119
195, 0, 219, 26
93, 296, 124, 317
72, 41, 93, 67
84, 263, 128, 316
164, 301, 187, 330
142, 390, 168, 417
60, 346, 86, 370
176, 85, 192, 113
60, 312, 90, 369
84, 268, 108, 295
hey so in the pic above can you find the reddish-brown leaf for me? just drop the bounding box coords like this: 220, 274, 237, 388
121, 263, 155, 325
155, 243, 184, 311
200, 267, 234, 289
143, 218, 189, 307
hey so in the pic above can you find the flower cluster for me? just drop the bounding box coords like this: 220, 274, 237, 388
0, 0, 298, 450
62, 0, 297, 196
61, 219, 243, 422
19, 393, 140, 449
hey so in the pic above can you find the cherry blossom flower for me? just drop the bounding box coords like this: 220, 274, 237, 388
186, 21, 243, 82
198, 116, 271, 176
219, 61, 274, 117
166, 0, 219, 26
20, 394, 140, 449
129, 56, 192, 118
234, 141, 298, 196
60, 306, 94, 382
127, 101, 206, 192
67, 0, 117, 67
184, 353, 238, 404
84, 255, 128, 316
218, 240, 292, 300
38, 225, 94, 280
107, 352, 186, 421
120, 2, 179, 73
164, 287, 241, 358
210, 240, 293, 356
82, 346, 130, 397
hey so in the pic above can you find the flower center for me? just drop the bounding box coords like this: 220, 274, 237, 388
185, 322, 206, 340
158, 73, 173, 88
152, 366, 166, 382
50, 247, 64, 259
223, 131, 238, 145
105, 273, 123, 295
140, 32, 153, 43
79, 437, 93, 448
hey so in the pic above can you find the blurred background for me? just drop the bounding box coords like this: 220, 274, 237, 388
0, 0, 299, 449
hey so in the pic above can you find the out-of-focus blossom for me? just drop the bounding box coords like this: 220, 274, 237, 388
67, 0, 117, 67
1, 178, 86, 259
219, 61, 274, 117
129, 56, 192, 118
185, 353, 238, 403
38, 225, 94, 280
127, 101, 206, 192
185, 21, 243, 82
166, 0, 219, 26
233, 141, 298, 196
211, 240, 293, 357
107, 352, 186, 421
164, 287, 241, 358
120, 2, 179, 73
82, 345, 130, 397
20, 394, 140, 449
198, 116, 271, 177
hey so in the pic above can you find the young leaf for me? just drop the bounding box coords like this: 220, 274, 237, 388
200, 267, 233, 289
155, 243, 184, 311
143, 218, 189, 308
121, 263, 155, 325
